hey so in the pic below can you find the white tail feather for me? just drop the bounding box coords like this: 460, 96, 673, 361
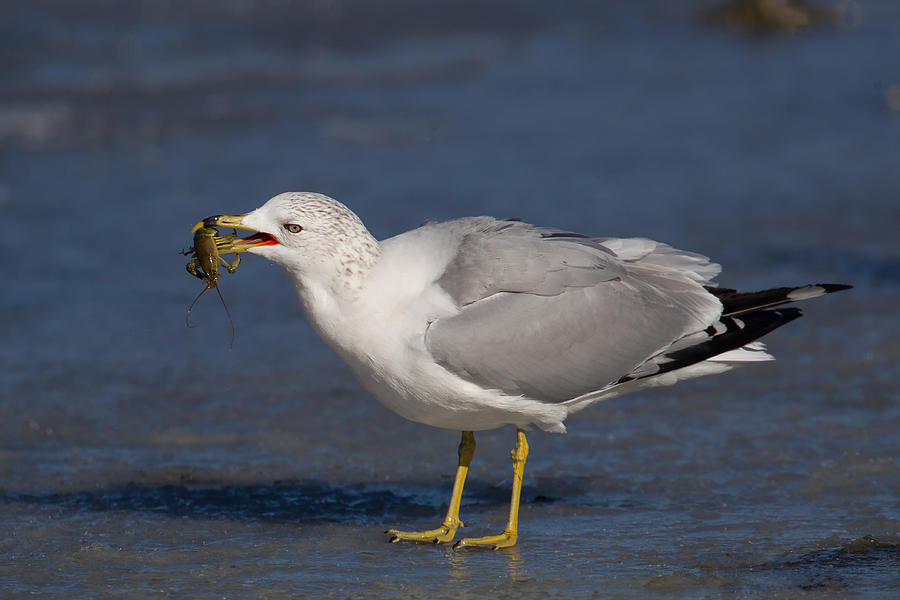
709, 341, 773, 362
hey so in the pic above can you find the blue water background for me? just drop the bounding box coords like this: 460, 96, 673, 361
1, 1, 898, 597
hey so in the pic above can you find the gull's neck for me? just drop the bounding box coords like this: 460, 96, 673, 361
285, 229, 382, 354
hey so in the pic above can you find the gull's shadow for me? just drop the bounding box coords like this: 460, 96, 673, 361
0, 476, 604, 524
0, 479, 438, 524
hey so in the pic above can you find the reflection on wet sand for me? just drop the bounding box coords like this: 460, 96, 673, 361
447, 544, 527, 585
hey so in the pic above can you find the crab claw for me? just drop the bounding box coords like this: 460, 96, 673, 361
192, 214, 279, 253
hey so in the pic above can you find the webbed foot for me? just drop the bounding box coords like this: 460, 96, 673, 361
385, 518, 464, 545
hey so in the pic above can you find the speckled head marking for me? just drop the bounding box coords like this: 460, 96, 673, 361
242, 192, 381, 297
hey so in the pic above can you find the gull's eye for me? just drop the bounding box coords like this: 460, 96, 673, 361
284, 223, 303, 234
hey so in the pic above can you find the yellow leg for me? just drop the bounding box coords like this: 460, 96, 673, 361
386, 431, 475, 544
454, 428, 529, 550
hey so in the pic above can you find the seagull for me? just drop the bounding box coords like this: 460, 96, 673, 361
197, 192, 850, 549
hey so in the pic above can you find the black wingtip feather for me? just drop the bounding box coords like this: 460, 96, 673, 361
818, 283, 853, 293
704, 282, 852, 317
616, 284, 849, 387
617, 307, 805, 385
651, 308, 803, 379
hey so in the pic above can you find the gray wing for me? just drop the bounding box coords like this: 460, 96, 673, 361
435, 219, 627, 304
424, 219, 723, 402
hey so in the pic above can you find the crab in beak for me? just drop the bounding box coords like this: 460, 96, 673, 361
191, 214, 279, 254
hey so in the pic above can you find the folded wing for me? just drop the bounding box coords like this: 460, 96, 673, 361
424, 219, 724, 402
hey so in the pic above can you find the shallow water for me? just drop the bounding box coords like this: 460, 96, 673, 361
2, 1, 899, 597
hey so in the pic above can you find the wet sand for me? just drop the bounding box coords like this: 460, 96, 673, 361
2, 1, 898, 597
